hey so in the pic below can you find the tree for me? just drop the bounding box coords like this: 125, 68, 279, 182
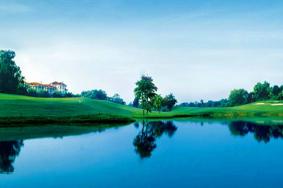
132, 97, 139, 108
81, 89, 107, 100
0, 50, 25, 94
247, 92, 255, 103
162, 94, 177, 111
134, 75, 157, 115
108, 93, 125, 105
253, 81, 271, 101
153, 94, 163, 112
271, 85, 282, 99
228, 89, 249, 106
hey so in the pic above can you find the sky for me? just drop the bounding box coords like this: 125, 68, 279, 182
0, 0, 283, 103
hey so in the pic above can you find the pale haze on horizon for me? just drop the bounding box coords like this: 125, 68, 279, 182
0, 0, 283, 103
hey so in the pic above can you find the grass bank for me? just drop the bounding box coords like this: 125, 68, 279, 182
0, 93, 282, 125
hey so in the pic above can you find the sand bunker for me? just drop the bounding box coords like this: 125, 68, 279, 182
255, 103, 265, 105
271, 103, 283, 106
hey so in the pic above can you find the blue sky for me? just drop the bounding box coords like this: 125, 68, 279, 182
0, 0, 283, 102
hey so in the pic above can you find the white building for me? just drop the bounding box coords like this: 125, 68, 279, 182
27, 81, 67, 95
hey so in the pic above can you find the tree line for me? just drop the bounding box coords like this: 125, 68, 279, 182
228, 82, 283, 106
81, 89, 126, 105
180, 81, 283, 107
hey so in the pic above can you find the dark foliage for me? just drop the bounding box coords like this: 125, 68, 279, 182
133, 121, 177, 158
81, 89, 108, 100
0, 50, 26, 94
0, 140, 23, 174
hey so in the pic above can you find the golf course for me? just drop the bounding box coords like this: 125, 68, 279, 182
1, 93, 283, 125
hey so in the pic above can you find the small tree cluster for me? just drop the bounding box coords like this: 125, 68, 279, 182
108, 93, 126, 105
134, 75, 177, 114
81, 89, 126, 104
81, 89, 108, 100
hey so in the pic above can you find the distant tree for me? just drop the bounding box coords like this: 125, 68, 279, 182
178, 99, 229, 108
153, 94, 163, 112
134, 75, 157, 115
206, 100, 215, 107
108, 93, 125, 105
253, 81, 271, 101
132, 97, 139, 108
228, 89, 249, 106
271, 85, 282, 99
162, 94, 177, 111
81, 89, 108, 100
219, 99, 229, 107
200, 99, 204, 107
0, 50, 26, 94
247, 92, 256, 103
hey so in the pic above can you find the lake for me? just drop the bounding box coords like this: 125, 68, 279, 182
1, 119, 283, 188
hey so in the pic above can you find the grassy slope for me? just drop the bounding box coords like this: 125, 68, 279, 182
0, 93, 282, 124
0, 93, 138, 124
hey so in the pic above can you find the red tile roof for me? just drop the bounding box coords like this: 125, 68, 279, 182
27, 82, 66, 89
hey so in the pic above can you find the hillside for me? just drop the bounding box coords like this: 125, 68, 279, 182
0, 93, 282, 124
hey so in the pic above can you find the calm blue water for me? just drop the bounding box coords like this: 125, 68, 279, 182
1, 120, 283, 188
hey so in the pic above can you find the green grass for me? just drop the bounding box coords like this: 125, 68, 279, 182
0, 93, 283, 124
171, 101, 283, 118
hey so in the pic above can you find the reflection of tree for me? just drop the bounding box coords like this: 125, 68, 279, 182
0, 140, 23, 174
133, 121, 177, 158
229, 121, 283, 143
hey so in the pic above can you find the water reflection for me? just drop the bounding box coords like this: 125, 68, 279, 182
133, 121, 177, 159
229, 121, 283, 143
1, 120, 283, 174
0, 140, 23, 174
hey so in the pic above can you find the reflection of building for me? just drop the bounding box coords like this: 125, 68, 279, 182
27, 81, 67, 95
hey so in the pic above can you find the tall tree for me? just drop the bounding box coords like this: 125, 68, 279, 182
0, 50, 25, 94
134, 75, 157, 115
